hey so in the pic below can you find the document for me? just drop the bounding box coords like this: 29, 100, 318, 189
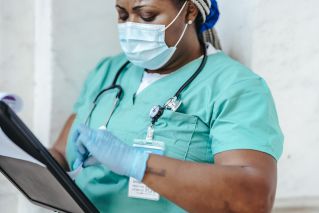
0, 92, 22, 112
0, 92, 97, 213
0, 130, 45, 167
0, 92, 44, 167
0, 91, 80, 178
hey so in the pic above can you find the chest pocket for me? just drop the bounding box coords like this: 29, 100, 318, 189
153, 110, 198, 161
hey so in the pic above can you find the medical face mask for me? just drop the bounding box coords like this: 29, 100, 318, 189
118, 1, 190, 70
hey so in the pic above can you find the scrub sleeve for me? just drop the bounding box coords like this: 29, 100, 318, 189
210, 78, 283, 160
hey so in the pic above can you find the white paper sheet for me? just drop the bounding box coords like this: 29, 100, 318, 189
0, 92, 23, 112
0, 129, 45, 167
0, 92, 77, 178
0, 92, 44, 167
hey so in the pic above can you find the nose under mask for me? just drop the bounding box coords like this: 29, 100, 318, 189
118, 1, 191, 70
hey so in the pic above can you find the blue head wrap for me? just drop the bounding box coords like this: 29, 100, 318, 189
200, 0, 220, 33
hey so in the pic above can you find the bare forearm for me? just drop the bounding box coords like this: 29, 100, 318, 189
49, 114, 75, 171
142, 154, 276, 213
49, 148, 69, 171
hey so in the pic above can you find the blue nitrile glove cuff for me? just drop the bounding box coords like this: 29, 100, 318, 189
73, 124, 150, 181
71, 126, 89, 170
129, 149, 150, 181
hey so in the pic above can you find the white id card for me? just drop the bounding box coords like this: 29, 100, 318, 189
128, 139, 165, 201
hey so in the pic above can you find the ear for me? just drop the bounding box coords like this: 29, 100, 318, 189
185, 1, 199, 23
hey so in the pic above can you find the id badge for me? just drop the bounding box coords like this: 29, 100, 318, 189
128, 139, 165, 201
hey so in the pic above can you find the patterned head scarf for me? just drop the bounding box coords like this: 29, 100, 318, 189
190, 0, 221, 49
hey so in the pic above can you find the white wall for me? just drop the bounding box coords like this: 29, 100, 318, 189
50, 0, 121, 143
1, 0, 319, 212
0, 1, 36, 212
0, 0, 35, 127
252, 0, 319, 200
219, 0, 319, 197
217, 1, 319, 211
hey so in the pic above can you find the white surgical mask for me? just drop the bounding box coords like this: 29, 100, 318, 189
118, 1, 190, 70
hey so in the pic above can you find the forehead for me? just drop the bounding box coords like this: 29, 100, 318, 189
116, 0, 176, 8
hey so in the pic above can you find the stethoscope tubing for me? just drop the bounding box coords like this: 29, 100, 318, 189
86, 42, 208, 127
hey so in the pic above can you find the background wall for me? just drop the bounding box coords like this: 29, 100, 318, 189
1, 0, 318, 212
0, 1, 35, 212
218, 0, 319, 206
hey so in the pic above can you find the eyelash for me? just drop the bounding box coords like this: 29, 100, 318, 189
119, 15, 129, 21
118, 13, 156, 22
141, 15, 156, 22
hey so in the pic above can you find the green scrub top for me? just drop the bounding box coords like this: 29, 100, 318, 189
66, 52, 284, 213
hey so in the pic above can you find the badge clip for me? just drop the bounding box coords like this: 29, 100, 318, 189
146, 125, 154, 141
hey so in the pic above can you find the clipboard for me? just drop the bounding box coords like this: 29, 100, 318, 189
0, 101, 99, 213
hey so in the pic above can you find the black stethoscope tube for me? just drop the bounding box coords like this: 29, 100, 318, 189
87, 43, 208, 127
174, 42, 207, 99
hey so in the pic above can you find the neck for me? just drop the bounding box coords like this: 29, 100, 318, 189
146, 37, 203, 75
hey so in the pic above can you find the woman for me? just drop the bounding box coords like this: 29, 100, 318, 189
50, 0, 284, 212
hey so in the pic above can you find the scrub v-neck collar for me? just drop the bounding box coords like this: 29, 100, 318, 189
122, 55, 205, 107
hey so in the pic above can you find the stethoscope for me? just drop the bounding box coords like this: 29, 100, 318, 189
85, 44, 208, 135
84, 60, 130, 128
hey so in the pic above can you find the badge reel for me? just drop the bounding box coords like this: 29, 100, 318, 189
128, 105, 168, 201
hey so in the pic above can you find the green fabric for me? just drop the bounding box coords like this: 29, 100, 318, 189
66, 52, 284, 212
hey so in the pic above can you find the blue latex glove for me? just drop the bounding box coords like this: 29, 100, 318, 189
72, 124, 150, 181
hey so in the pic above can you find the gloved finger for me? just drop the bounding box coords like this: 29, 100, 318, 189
74, 127, 90, 153
72, 124, 91, 146
71, 126, 81, 145
72, 158, 83, 171
68, 163, 83, 180
77, 123, 89, 134
77, 143, 88, 155
73, 125, 92, 150
74, 140, 89, 169
76, 126, 95, 147
73, 146, 87, 170
83, 156, 100, 167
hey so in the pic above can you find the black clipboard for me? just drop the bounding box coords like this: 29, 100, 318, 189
0, 101, 99, 213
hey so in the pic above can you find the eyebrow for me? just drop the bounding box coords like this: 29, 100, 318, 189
115, 5, 126, 10
132, 5, 147, 11
115, 4, 154, 12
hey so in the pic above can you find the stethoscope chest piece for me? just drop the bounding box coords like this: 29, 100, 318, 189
164, 97, 181, 112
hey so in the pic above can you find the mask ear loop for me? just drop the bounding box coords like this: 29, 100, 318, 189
174, 20, 193, 48
161, 1, 193, 48
164, 1, 189, 31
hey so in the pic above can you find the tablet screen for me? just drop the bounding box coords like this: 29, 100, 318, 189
0, 156, 84, 213
0, 101, 98, 213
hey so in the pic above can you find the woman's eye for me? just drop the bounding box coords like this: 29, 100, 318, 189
117, 11, 129, 21
119, 15, 129, 21
140, 13, 156, 22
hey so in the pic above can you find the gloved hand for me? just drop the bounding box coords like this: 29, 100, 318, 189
72, 124, 150, 181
